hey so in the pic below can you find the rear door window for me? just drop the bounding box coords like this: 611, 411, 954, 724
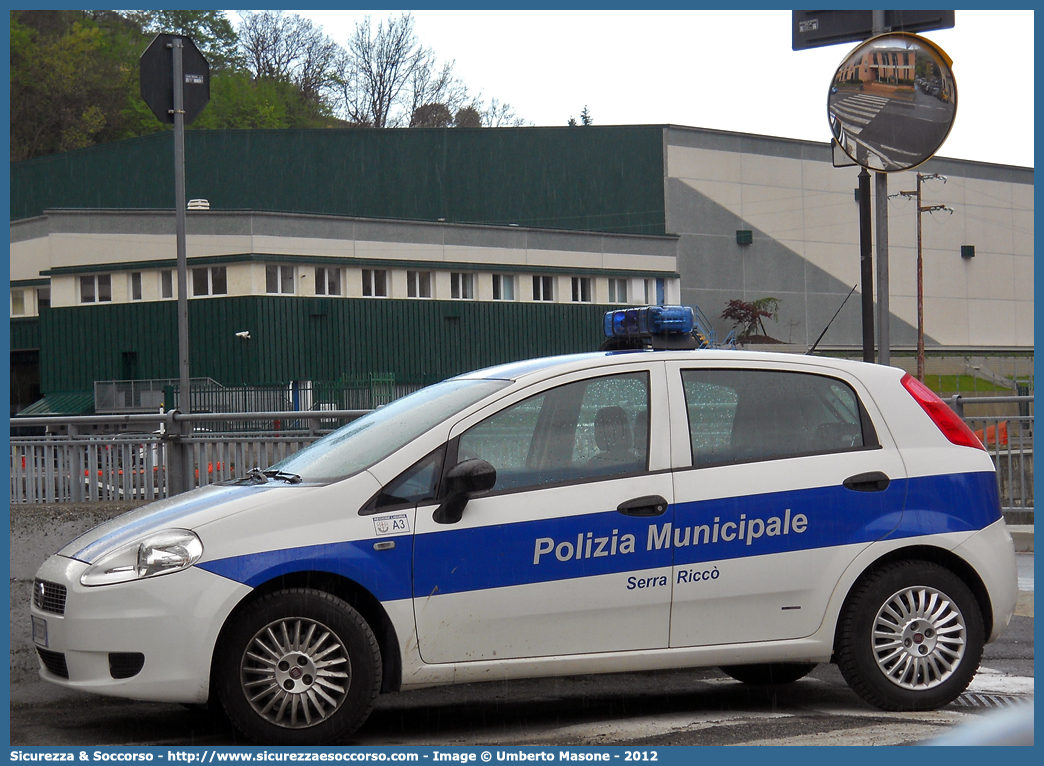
681, 369, 877, 467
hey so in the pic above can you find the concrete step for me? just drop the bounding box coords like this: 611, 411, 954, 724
1008, 525, 1033, 553
1003, 509, 1035, 526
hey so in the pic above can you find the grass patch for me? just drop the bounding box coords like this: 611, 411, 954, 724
924, 374, 1014, 394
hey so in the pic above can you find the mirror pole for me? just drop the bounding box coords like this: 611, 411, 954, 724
858, 168, 874, 363
872, 10, 890, 367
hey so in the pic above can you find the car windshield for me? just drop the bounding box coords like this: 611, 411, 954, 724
267, 378, 509, 482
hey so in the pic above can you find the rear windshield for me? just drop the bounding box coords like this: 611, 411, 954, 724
269, 379, 509, 482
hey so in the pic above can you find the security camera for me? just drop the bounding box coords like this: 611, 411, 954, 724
235, 330, 251, 339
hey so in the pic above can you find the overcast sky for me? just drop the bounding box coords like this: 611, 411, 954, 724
283, 9, 1033, 168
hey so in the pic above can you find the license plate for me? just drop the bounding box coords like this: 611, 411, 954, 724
31, 616, 47, 647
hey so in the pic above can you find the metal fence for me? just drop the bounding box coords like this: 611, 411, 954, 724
93, 375, 419, 416
9, 410, 366, 504
10, 396, 1034, 514
948, 394, 1034, 514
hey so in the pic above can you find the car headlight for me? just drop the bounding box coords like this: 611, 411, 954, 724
80, 529, 204, 587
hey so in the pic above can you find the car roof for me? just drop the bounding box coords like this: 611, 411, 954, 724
455, 349, 894, 385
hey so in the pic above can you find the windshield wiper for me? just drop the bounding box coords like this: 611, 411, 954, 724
262, 469, 303, 484
239, 467, 268, 484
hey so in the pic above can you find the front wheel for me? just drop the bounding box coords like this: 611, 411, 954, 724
216, 589, 382, 745
720, 663, 816, 685
837, 561, 984, 711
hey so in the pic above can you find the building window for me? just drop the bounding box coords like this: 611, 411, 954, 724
80, 274, 112, 303
160, 270, 174, 299
315, 267, 342, 296
451, 272, 474, 300
193, 266, 227, 296
407, 270, 431, 298
130, 272, 143, 301
533, 275, 554, 302
608, 278, 628, 304
492, 274, 514, 301
11, 289, 25, 316
571, 276, 592, 303
36, 287, 50, 311
644, 278, 664, 305
362, 269, 387, 297
267, 265, 295, 295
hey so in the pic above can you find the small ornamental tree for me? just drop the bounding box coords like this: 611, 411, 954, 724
721, 297, 781, 338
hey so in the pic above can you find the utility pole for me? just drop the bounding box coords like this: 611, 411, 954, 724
893, 174, 952, 381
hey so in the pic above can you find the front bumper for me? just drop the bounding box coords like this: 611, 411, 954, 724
30, 554, 252, 703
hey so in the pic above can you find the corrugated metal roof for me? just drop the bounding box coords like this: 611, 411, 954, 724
16, 391, 95, 416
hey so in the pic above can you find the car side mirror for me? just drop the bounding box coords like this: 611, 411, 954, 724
433, 459, 497, 525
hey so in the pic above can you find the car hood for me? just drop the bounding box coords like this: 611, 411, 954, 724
59, 483, 302, 564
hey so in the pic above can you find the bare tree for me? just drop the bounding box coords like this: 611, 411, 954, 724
295, 23, 341, 103
482, 98, 526, 127
335, 12, 524, 129
336, 13, 428, 128
407, 53, 471, 127
238, 10, 339, 102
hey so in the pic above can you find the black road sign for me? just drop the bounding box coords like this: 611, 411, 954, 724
140, 34, 210, 124
792, 11, 954, 51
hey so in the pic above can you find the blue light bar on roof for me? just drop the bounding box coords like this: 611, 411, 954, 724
603, 305, 695, 338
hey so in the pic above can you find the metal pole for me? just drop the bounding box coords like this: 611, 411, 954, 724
172, 38, 193, 494
858, 168, 874, 362
871, 10, 891, 367
875, 173, 890, 366
916, 173, 925, 381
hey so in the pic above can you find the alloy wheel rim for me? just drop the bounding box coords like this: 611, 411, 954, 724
871, 585, 967, 690
240, 617, 352, 729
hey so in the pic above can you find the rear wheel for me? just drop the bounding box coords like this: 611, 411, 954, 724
720, 663, 816, 685
216, 589, 381, 745
837, 561, 983, 711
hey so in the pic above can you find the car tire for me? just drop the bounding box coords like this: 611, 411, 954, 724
216, 588, 382, 745
837, 561, 984, 711
720, 663, 817, 685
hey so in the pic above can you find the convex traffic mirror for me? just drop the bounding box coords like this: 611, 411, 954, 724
828, 33, 956, 172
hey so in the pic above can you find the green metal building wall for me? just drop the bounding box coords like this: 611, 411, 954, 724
12, 127, 666, 235
10, 318, 40, 351
39, 298, 616, 393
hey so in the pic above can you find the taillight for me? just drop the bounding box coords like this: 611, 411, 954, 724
900, 373, 985, 450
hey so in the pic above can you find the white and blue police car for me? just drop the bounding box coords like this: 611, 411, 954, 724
31, 307, 1018, 745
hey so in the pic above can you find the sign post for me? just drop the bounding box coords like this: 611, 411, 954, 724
140, 34, 210, 494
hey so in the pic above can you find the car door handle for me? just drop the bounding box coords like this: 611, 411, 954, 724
617, 495, 669, 517
843, 471, 891, 492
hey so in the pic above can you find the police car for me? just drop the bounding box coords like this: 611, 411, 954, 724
31, 306, 1018, 745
